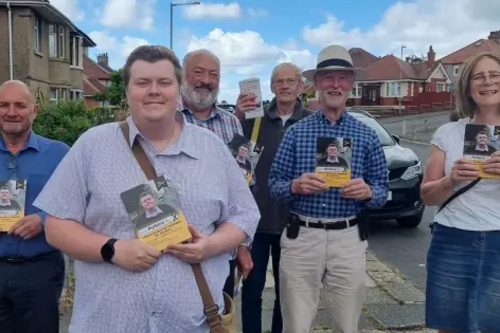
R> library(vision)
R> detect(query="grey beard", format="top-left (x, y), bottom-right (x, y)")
top-left (180, 82), bottom-right (219, 110)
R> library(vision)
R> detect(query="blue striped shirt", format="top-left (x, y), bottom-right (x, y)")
top-left (268, 110), bottom-right (389, 218)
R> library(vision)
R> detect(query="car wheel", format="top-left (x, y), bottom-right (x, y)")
top-left (396, 213), bottom-right (423, 228)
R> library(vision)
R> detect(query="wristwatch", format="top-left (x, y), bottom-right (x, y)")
top-left (101, 238), bottom-right (118, 263)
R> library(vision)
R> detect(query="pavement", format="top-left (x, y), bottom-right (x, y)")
top-left (58, 251), bottom-right (429, 333)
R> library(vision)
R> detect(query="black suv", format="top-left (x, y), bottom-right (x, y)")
top-left (349, 111), bottom-right (425, 228)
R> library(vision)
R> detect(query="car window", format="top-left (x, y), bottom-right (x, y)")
top-left (350, 113), bottom-right (395, 146)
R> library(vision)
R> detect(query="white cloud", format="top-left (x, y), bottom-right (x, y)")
top-left (121, 36), bottom-right (150, 57)
top-left (301, 0), bottom-right (499, 59)
top-left (247, 8), bottom-right (269, 18)
top-left (186, 28), bottom-right (285, 74)
top-left (89, 31), bottom-right (118, 50)
top-left (99, 0), bottom-right (155, 31)
top-left (182, 3), bottom-right (241, 19)
top-left (50, 0), bottom-right (85, 21)
top-left (87, 31), bottom-right (149, 69)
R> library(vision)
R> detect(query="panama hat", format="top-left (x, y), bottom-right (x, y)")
top-left (302, 45), bottom-right (366, 82)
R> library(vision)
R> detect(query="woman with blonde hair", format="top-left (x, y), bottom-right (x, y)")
top-left (421, 51), bottom-right (500, 332)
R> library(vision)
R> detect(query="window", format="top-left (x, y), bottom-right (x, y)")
top-left (389, 82), bottom-right (400, 97)
top-left (58, 26), bottom-right (65, 58)
top-left (33, 17), bottom-right (40, 52)
top-left (59, 89), bottom-right (67, 101)
top-left (453, 66), bottom-right (460, 76)
top-left (49, 24), bottom-right (57, 57)
top-left (70, 90), bottom-right (83, 100)
top-left (50, 88), bottom-right (58, 102)
top-left (70, 37), bottom-right (82, 67)
top-left (437, 82), bottom-right (446, 92)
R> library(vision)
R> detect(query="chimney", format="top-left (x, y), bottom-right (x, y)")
top-left (427, 45), bottom-right (435, 66)
top-left (488, 30), bottom-right (500, 43)
top-left (97, 53), bottom-right (109, 67)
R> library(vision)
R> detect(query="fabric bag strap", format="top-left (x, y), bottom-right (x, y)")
top-left (118, 121), bottom-right (223, 333)
top-left (437, 177), bottom-right (481, 213)
top-left (251, 117), bottom-right (262, 143)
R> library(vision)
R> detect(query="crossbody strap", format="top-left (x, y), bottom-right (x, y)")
top-left (437, 177), bottom-right (481, 213)
top-left (118, 121), bottom-right (223, 333)
top-left (251, 117), bottom-right (262, 143)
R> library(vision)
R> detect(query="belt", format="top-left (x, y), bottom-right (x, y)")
top-left (0, 250), bottom-right (59, 264)
top-left (293, 213), bottom-right (358, 230)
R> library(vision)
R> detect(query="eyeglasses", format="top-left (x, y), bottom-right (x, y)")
top-left (6, 155), bottom-right (17, 180)
top-left (273, 78), bottom-right (299, 86)
top-left (471, 72), bottom-right (500, 86)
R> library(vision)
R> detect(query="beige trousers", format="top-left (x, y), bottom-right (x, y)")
top-left (279, 224), bottom-right (367, 333)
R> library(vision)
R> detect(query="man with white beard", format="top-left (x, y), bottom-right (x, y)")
top-left (179, 49), bottom-right (254, 300)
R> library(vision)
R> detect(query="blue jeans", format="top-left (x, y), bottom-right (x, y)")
top-left (426, 223), bottom-right (500, 333)
top-left (241, 232), bottom-right (283, 333)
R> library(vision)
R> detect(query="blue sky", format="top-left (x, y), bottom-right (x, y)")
top-left (52, 0), bottom-right (498, 102)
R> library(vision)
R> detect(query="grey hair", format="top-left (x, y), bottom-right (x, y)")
top-left (182, 49), bottom-right (221, 72)
top-left (271, 62), bottom-right (303, 83)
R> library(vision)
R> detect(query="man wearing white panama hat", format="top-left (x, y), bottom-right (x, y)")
top-left (269, 45), bottom-right (389, 333)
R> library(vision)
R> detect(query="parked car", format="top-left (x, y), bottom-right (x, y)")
top-left (217, 103), bottom-right (236, 113)
top-left (349, 110), bottom-right (425, 228)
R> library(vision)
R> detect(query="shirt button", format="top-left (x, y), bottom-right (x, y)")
top-left (322, 204), bottom-right (326, 207)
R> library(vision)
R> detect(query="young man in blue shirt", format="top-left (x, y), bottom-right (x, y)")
top-left (0, 80), bottom-right (70, 333)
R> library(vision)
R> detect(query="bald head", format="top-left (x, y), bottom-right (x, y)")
top-left (0, 80), bottom-right (34, 103)
top-left (182, 49), bottom-right (220, 71)
top-left (0, 79), bottom-right (39, 137)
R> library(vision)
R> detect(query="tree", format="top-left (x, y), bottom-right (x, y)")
top-left (32, 100), bottom-right (118, 147)
top-left (93, 69), bottom-right (127, 109)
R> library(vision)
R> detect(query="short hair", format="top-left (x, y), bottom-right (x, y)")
top-left (123, 45), bottom-right (182, 87)
top-left (271, 62), bottom-right (303, 84)
top-left (327, 142), bottom-right (339, 149)
top-left (457, 51), bottom-right (500, 118)
top-left (239, 143), bottom-right (250, 150)
top-left (476, 130), bottom-right (488, 136)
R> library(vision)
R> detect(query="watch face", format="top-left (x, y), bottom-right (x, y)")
top-left (102, 242), bottom-right (114, 261)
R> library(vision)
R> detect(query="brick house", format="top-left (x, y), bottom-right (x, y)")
top-left (350, 46), bottom-right (451, 107)
top-left (0, 0), bottom-right (95, 103)
top-left (439, 31), bottom-right (500, 86)
top-left (83, 53), bottom-right (112, 108)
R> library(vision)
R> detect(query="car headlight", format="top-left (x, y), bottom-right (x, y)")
top-left (400, 161), bottom-right (422, 180)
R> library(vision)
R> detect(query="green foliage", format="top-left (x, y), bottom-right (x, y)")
top-left (92, 69), bottom-right (128, 109)
top-left (32, 100), bottom-right (119, 147)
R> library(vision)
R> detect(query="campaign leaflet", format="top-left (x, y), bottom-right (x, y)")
top-left (239, 77), bottom-right (265, 119)
top-left (120, 175), bottom-right (192, 251)
top-left (315, 137), bottom-right (352, 187)
top-left (463, 124), bottom-right (500, 179)
top-left (0, 180), bottom-right (26, 231)
top-left (228, 133), bottom-right (263, 185)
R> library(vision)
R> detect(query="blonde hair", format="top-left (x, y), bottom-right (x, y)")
top-left (456, 51), bottom-right (500, 118)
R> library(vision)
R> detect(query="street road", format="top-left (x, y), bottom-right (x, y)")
top-left (368, 141), bottom-right (433, 293)
top-left (379, 111), bottom-right (449, 139)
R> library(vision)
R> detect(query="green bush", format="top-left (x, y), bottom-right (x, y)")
top-left (33, 100), bottom-right (119, 147)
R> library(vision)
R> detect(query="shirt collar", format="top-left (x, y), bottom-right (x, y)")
top-left (266, 97), bottom-right (305, 121)
top-left (316, 108), bottom-right (349, 126)
top-left (0, 130), bottom-right (39, 152)
top-left (126, 112), bottom-right (199, 159)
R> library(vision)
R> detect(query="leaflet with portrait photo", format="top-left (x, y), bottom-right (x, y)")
top-left (228, 133), bottom-right (263, 185)
top-left (315, 137), bottom-right (352, 187)
top-left (0, 179), bottom-right (26, 231)
top-left (463, 124), bottom-right (500, 179)
top-left (120, 175), bottom-right (192, 251)
top-left (239, 77), bottom-right (264, 119)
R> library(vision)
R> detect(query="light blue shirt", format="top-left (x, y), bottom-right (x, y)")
top-left (33, 115), bottom-right (260, 333)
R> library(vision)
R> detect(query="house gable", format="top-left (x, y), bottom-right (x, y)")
top-left (427, 62), bottom-right (451, 83)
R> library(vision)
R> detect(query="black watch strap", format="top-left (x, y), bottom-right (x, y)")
top-left (101, 238), bottom-right (118, 263)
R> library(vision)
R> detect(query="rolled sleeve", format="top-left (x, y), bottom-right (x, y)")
top-left (268, 127), bottom-right (296, 204)
top-left (219, 144), bottom-right (260, 243)
top-left (363, 130), bottom-right (389, 209)
top-left (33, 132), bottom-right (91, 223)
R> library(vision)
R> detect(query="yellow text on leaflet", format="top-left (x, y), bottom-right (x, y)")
top-left (315, 168), bottom-right (351, 187)
top-left (137, 212), bottom-right (192, 251)
top-left (471, 159), bottom-right (500, 179)
top-left (0, 211), bottom-right (23, 231)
